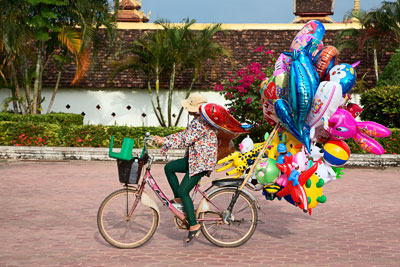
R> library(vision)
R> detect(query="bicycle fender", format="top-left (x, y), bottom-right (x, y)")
top-left (196, 197), bottom-right (210, 218)
top-left (141, 192), bottom-right (160, 224)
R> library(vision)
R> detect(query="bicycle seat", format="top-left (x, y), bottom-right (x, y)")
top-left (212, 178), bottom-right (244, 187)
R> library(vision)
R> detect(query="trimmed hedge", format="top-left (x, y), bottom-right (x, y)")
top-left (376, 49), bottom-right (400, 87)
top-left (0, 112), bottom-right (84, 126)
top-left (360, 86), bottom-right (400, 128)
top-left (0, 121), bottom-right (183, 148)
top-left (0, 113), bottom-right (398, 154)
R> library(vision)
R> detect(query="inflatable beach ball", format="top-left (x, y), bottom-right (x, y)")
top-left (323, 140), bottom-right (350, 166)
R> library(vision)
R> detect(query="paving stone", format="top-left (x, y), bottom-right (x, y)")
top-left (0, 161), bottom-right (399, 266)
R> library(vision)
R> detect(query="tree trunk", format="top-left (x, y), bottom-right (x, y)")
top-left (46, 70), bottom-right (62, 114)
top-left (22, 54), bottom-right (32, 113)
top-left (147, 80), bottom-right (164, 126)
top-left (154, 70), bottom-right (166, 126)
top-left (174, 69), bottom-right (197, 126)
top-left (11, 90), bottom-right (18, 113)
top-left (373, 45), bottom-right (379, 82)
top-left (10, 63), bottom-right (26, 115)
top-left (167, 63), bottom-right (176, 127)
top-left (32, 43), bottom-right (43, 114)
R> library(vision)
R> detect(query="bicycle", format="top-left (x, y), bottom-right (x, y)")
top-left (97, 132), bottom-right (259, 248)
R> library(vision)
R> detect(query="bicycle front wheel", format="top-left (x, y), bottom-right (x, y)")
top-left (199, 188), bottom-right (258, 247)
top-left (97, 188), bottom-right (159, 248)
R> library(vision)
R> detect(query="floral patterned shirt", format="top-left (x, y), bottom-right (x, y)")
top-left (161, 116), bottom-right (218, 176)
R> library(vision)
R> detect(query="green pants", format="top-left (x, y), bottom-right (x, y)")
top-left (164, 157), bottom-right (208, 226)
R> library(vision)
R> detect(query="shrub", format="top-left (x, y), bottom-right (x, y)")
top-left (376, 49), bottom-right (400, 87)
top-left (0, 121), bottom-right (183, 148)
top-left (360, 86), bottom-right (400, 128)
top-left (214, 46), bottom-right (275, 143)
top-left (0, 121), bottom-right (62, 146)
top-left (0, 112), bottom-right (83, 126)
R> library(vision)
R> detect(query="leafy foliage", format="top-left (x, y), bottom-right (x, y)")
top-left (376, 49), bottom-right (400, 87)
top-left (0, 0), bottom-right (117, 114)
top-left (0, 112), bottom-right (83, 126)
top-left (110, 18), bottom-right (230, 127)
top-left (214, 46), bottom-right (275, 143)
top-left (0, 120), bottom-right (183, 148)
top-left (360, 86), bottom-right (400, 128)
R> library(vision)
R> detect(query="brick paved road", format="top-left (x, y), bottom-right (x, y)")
top-left (0, 160), bottom-right (399, 267)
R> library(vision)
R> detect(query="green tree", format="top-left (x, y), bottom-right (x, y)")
top-left (0, 0), bottom-right (117, 114)
top-left (110, 18), bottom-right (230, 127)
top-left (335, 9), bottom-right (383, 82)
top-left (336, 1), bottom-right (400, 84)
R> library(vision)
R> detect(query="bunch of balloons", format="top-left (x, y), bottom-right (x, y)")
top-left (243, 20), bottom-right (392, 214)
top-left (259, 20), bottom-right (391, 155)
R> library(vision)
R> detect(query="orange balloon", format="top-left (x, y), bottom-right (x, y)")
top-left (313, 46), bottom-right (339, 80)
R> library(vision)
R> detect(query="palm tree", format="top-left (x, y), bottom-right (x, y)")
top-left (0, 0), bottom-right (117, 114)
top-left (155, 18), bottom-right (195, 127)
top-left (336, 9), bottom-right (383, 82)
top-left (336, 1), bottom-right (400, 83)
top-left (173, 23), bottom-right (231, 126)
top-left (111, 18), bottom-right (231, 127)
top-left (110, 29), bottom-right (171, 126)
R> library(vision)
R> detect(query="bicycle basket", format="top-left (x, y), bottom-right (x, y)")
top-left (116, 154), bottom-right (148, 184)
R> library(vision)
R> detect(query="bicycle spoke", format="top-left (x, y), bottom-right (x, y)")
top-left (97, 189), bottom-right (159, 248)
top-left (199, 188), bottom-right (257, 247)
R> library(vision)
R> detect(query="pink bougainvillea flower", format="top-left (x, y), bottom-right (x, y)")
top-left (245, 97), bottom-right (252, 104)
top-left (254, 45), bottom-right (263, 53)
top-left (264, 49), bottom-right (274, 56)
top-left (214, 84), bottom-right (224, 91)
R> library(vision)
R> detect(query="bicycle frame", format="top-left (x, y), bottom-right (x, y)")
top-left (130, 166), bottom-right (224, 223)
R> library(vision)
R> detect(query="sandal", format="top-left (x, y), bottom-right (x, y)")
top-left (186, 225), bottom-right (201, 243)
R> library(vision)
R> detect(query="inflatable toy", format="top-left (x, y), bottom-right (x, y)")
top-left (304, 174), bottom-right (326, 211)
top-left (216, 142), bottom-right (266, 178)
top-left (327, 108), bottom-right (391, 154)
top-left (277, 143), bottom-right (292, 164)
top-left (282, 131), bottom-right (303, 156)
top-left (327, 62), bottom-right (359, 94)
top-left (239, 135), bottom-right (254, 154)
top-left (306, 81), bottom-right (344, 130)
top-left (290, 20), bottom-right (325, 53)
top-left (200, 103), bottom-right (250, 134)
top-left (260, 74), bottom-right (288, 101)
top-left (255, 158), bottom-right (280, 184)
top-left (276, 156), bottom-right (320, 213)
top-left (345, 102), bottom-right (363, 118)
top-left (323, 140), bottom-right (350, 167)
top-left (284, 43), bottom-right (316, 134)
top-left (261, 98), bottom-right (280, 126)
top-left (245, 168), bottom-right (264, 191)
top-left (274, 53), bottom-right (291, 76)
top-left (266, 131), bottom-right (281, 160)
top-left (312, 45), bottom-right (338, 80)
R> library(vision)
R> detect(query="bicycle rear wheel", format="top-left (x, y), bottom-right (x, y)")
top-left (97, 188), bottom-right (159, 248)
top-left (199, 188), bottom-right (257, 247)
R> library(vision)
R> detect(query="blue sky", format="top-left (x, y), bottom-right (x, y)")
top-left (138, 0), bottom-right (394, 23)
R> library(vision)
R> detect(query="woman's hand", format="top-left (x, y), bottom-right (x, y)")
top-left (153, 135), bottom-right (166, 146)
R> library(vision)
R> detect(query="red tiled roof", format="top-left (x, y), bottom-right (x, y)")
top-left (117, 9), bottom-right (149, 22)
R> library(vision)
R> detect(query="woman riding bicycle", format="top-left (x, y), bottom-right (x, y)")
top-left (153, 93), bottom-right (218, 243)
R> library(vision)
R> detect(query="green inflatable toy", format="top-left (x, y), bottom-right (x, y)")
top-left (255, 158), bottom-right (280, 184)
